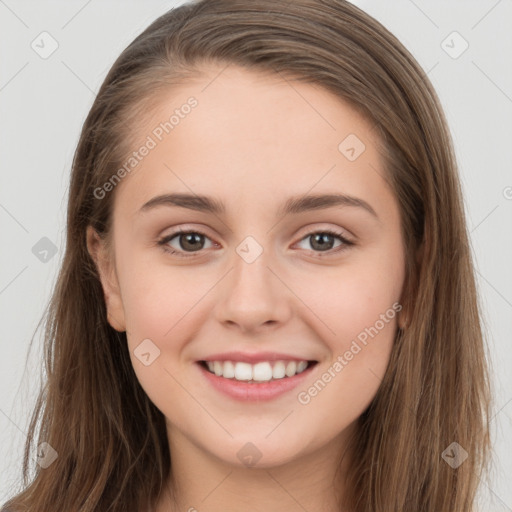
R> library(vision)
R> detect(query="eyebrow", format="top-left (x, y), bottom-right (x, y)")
top-left (139, 192), bottom-right (378, 219)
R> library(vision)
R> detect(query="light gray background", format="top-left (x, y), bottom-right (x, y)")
top-left (1, 0), bottom-right (511, 509)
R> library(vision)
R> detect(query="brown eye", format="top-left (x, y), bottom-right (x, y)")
top-left (295, 229), bottom-right (354, 256)
top-left (308, 233), bottom-right (337, 251)
top-left (158, 230), bottom-right (215, 257)
top-left (176, 232), bottom-right (206, 252)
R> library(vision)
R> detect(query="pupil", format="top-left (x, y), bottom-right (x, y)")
top-left (311, 233), bottom-right (334, 251)
top-left (182, 233), bottom-right (203, 251)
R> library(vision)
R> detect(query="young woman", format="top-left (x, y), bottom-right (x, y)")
top-left (2, 0), bottom-right (492, 511)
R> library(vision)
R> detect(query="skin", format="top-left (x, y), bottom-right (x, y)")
top-left (87, 64), bottom-right (407, 512)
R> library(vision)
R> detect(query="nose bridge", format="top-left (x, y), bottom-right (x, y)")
top-left (231, 235), bottom-right (278, 304)
top-left (233, 239), bottom-right (273, 292)
top-left (214, 234), bottom-right (290, 330)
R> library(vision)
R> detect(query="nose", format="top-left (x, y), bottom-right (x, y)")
top-left (214, 249), bottom-right (292, 333)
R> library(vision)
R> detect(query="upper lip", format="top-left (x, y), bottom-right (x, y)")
top-left (198, 351), bottom-right (316, 364)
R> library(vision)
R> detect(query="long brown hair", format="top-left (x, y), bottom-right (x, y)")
top-left (2, 1), bottom-right (492, 510)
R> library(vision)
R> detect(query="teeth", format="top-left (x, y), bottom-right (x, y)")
top-left (285, 361), bottom-right (297, 377)
top-left (272, 361), bottom-right (286, 379)
top-left (234, 362), bottom-right (252, 381)
top-left (203, 360), bottom-right (311, 382)
top-left (213, 361), bottom-right (222, 376)
top-left (297, 361), bottom-right (308, 373)
top-left (223, 361), bottom-right (235, 378)
top-left (253, 362), bottom-right (273, 381)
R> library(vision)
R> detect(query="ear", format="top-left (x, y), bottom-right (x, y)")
top-left (86, 226), bottom-right (126, 332)
top-left (397, 303), bottom-right (409, 330)
top-left (398, 240), bottom-right (424, 330)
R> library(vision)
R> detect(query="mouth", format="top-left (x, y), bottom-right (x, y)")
top-left (198, 359), bottom-right (318, 383)
top-left (195, 359), bottom-right (319, 401)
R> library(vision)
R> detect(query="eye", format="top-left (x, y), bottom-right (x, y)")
top-left (157, 227), bottom-right (354, 258)
top-left (158, 229), bottom-right (215, 258)
top-left (294, 229), bottom-right (354, 255)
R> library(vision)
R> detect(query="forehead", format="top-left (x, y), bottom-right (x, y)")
top-left (112, 64), bottom-right (392, 217)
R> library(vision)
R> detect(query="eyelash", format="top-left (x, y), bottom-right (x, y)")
top-left (157, 227), bottom-right (354, 259)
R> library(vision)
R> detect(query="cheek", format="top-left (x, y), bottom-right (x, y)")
top-left (117, 262), bottom-right (202, 419)
top-left (296, 284), bottom-right (399, 428)
top-left (295, 245), bottom-right (403, 398)
top-left (295, 254), bottom-right (403, 345)
top-left (121, 275), bottom-right (178, 341)
top-left (115, 240), bottom-right (210, 338)
top-left (117, 255), bottom-right (221, 404)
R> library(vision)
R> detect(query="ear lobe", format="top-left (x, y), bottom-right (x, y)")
top-left (397, 306), bottom-right (408, 330)
top-left (86, 226), bottom-right (126, 332)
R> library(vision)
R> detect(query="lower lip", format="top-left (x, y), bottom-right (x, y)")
top-left (196, 362), bottom-right (317, 401)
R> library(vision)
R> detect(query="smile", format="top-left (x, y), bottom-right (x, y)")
top-left (201, 359), bottom-right (312, 382)
top-left (196, 360), bottom-right (318, 401)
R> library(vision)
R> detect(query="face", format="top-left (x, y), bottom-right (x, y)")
top-left (87, 65), bottom-right (406, 471)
